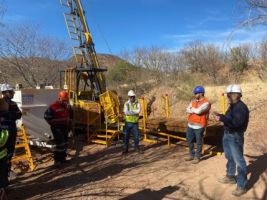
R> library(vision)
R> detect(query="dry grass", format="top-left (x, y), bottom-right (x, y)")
top-left (140, 72), bottom-right (267, 120)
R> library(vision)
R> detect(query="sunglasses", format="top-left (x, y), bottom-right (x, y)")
top-left (227, 93), bottom-right (238, 96)
top-left (6, 90), bottom-right (14, 94)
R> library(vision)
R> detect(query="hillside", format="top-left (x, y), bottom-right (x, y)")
top-left (69, 53), bottom-right (126, 68)
top-left (7, 71), bottom-right (267, 200)
top-left (97, 53), bottom-right (125, 68)
top-left (0, 54), bottom-right (127, 87)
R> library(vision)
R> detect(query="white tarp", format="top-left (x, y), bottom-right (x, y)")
top-left (13, 88), bottom-right (61, 143)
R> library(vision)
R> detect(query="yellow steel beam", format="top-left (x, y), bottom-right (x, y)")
top-left (74, 0), bottom-right (106, 94)
top-left (221, 93), bottom-right (226, 114)
top-left (140, 97), bottom-right (148, 140)
top-left (165, 94), bottom-right (170, 118)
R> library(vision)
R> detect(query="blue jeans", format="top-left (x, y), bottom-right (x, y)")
top-left (223, 130), bottom-right (247, 188)
top-left (124, 122), bottom-right (139, 150)
top-left (186, 127), bottom-right (204, 159)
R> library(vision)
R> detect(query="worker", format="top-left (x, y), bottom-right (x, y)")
top-left (0, 99), bottom-right (11, 200)
top-left (213, 84), bottom-right (249, 197)
top-left (44, 91), bottom-right (72, 167)
top-left (122, 90), bottom-right (143, 154)
top-left (185, 86), bottom-right (210, 164)
top-left (0, 83), bottom-right (22, 175)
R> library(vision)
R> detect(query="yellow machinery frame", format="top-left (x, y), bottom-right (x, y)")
top-left (221, 93), bottom-right (226, 114)
top-left (73, 100), bottom-right (101, 128)
top-left (72, 99), bottom-right (121, 146)
top-left (140, 94), bottom-right (225, 156)
top-left (99, 91), bottom-right (120, 124)
top-left (159, 94), bottom-right (170, 118)
top-left (60, 0), bottom-right (122, 146)
top-left (12, 125), bottom-right (35, 171)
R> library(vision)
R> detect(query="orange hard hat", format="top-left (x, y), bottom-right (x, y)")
top-left (58, 91), bottom-right (69, 101)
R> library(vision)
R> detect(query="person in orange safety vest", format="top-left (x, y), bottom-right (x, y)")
top-left (185, 86), bottom-right (210, 164)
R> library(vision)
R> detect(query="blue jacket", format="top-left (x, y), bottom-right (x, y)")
top-left (219, 100), bottom-right (249, 133)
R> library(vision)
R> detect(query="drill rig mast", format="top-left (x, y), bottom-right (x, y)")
top-left (60, 0), bottom-right (106, 100)
top-left (60, 0), bottom-right (121, 145)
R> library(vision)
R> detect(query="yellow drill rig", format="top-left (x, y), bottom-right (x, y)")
top-left (59, 0), bottom-right (121, 146)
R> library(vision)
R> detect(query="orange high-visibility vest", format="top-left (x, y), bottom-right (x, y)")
top-left (188, 97), bottom-right (210, 127)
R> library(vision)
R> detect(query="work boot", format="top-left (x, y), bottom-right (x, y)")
top-left (192, 158), bottom-right (200, 164)
top-left (61, 159), bottom-right (71, 165)
top-left (184, 157), bottom-right (194, 161)
top-left (122, 149), bottom-right (128, 155)
top-left (54, 161), bottom-right (62, 168)
top-left (232, 186), bottom-right (247, 197)
top-left (135, 147), bottom-right (144, 154)
top-left (218, 175), bottom-right (236, 184)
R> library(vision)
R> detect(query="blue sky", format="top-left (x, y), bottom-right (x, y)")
top-left (3, 0), bottom-right (267, 55)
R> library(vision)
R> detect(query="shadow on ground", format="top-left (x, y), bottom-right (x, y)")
top-left (7, 141), bottom-right (185, 200)
top-left (246, 153), bottom-right (267, 200)
top-left (119, 186), bottom-right (179, 200)
top-left (197, 153), bottom-right (267, 200)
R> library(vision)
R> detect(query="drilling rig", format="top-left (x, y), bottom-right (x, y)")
top-left (59, 0), bottom-right (121, 146)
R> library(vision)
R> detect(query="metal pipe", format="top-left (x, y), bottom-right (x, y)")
top-left (221, 93), bottom-right (226, 114)
top-left (140, 97), bottom-right (147, 140)
top-left (165, 94), bottom-right (170, 118)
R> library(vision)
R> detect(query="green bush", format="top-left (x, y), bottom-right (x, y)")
top-left (107, 61), bottom-right (136, 84)
top-left (229, 46), bottom-right (249, 75)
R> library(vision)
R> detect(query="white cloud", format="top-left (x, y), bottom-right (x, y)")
top-left (165, 27), bottom-right (267, 50)
top-left (185, 16), bottom-right (230, 29)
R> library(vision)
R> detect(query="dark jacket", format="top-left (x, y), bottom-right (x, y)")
top-left (0, 112), bottom-right (10, 188)
top-left (4, 98), bottom-right (22, 127)
top-left (0, 111), bottom-right (11, 151)
top-left (3, 98), bottom-right (22, 157)
top-left (219, 100), bottom-right (249, 133)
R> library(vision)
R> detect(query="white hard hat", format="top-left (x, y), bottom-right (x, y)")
top-left (128, 90), bottom-right (136, 97)
top-left (226, 84), bottom-right (242, 94)
top-left (0, 83), bottom-right (14, 92)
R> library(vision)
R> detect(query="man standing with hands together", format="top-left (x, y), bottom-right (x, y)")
top-left (213, 84), bottom-right (249, 197)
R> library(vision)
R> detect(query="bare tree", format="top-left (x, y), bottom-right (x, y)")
top-left (237, 1), bottom-right (267, 80)
top-left (180, 41), bottom-right (206, 73)
top-left (241, 0), bottom-right (267, 26)
top-left (124, 47), bottom-right (173, 83)
top-left (254, 40), bottom-right (267, 80)
top-left (259, 40), bottom-right (267, 65)
top-left (180, 41), bottom-right (224, 83)
top-left (0, 24), bottom-right (71, 87)
top-left (0, 1), bottom-right (6, 26)
top-left (121, 43), bottom-right (227, 84)
top-left (204, 44), bottom-right (224, 83)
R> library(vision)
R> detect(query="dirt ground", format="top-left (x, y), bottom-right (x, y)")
top-left (7, 81), bottom-right (267, 200)
top-left (7, 137), bottom-right (267, 200)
